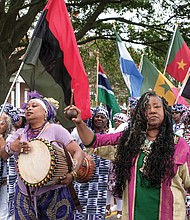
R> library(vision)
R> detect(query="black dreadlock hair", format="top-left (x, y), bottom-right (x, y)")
top-left (113, 91), bottom-right (175, 197)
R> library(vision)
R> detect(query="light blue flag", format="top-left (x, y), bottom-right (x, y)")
top-left (115, 32), bottom-right (144, 97)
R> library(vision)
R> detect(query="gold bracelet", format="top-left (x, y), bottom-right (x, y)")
top-left (70, 170), bottom-right (78, 181)
top-left (72, 159), bottom-right (78, 169)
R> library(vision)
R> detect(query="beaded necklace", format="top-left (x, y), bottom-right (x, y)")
top-left (139, 139), bottom-right (154, 174)
top-left (27, 122), bottom-right (49, 140)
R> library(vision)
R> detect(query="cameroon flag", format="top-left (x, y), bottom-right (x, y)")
top-left (140, 55), bottom-right (175, 106)
top-left (20, 0), bottom-right (91, 128)
top-left (166, 26), bottom-right (190, 82)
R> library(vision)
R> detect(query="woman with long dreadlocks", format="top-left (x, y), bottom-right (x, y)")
top-left (66, 90), bottom-right (190, 220)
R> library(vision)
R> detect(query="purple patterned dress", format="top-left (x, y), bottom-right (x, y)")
top-left (9, 123), bottom-right (75, 220)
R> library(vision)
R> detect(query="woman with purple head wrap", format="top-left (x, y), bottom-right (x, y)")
top-left (0, 91), bottom-right (84, 220)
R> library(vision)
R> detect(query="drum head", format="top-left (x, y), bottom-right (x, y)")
top-left (18, 140), bottom-right (51, 184)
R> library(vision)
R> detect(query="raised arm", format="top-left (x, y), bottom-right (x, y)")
top-left (65, 105), bottom-right (122, 148)
top-left (65, 105), bottom-right (95, 146)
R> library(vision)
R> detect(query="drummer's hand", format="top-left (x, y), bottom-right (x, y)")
top-left (19, 141), bottom-right (30, 154)
top-left (59, 173), bottom-right (74, 186)
top-left (64, 105), bottom-right (83, 124)
top-left (10, 135), bottom-right (30, 154)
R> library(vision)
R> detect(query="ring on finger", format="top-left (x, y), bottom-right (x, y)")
top-left (20, 148), bottom-right (24, 153)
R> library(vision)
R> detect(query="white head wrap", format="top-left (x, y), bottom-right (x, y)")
top-left (32, 99), bottom-right (48, 113)
top-left (113, 113), bottom-right (129, 123)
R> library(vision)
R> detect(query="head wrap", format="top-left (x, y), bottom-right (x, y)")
top-left (181, 107), bottom-right (190, 125)
top-left (171, 103), bottom-right (185, 113)
top-left (32, 99), bottom-right (48, 113)
top-left (17, 108), bottom-right (25, 117)
top-left (22, 91), bottom-right (59, 122)
top-left (92, 106), bottom-right (109, 119)
top-left (0, 103), bottom-right (20, 123)
top-left (128, 97), bottom-right (139, 109)
top-left (113, 113), bottom-right (129, 123)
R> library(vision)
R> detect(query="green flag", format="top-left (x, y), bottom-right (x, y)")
top-left (140, 55), bottom-right (175, 106)
top-left (98, 64), bottom-right (120, 119)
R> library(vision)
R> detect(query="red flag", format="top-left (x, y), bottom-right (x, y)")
top-left (21, 0), bottom-right (91, 127)
top-left (44, 0), bottom-right (91, 120)
top-left (166, 27), bottom-right (190, 82)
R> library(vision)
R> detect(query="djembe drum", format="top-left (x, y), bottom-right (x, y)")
top-left (76, 152), bottom-right (95, 183)
top-left (17, 138), bottom-right (70, 187)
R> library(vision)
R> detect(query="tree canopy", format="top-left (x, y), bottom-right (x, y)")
top-left (0, 0), bottom-right (189, 104)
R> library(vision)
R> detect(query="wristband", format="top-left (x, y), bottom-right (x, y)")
top-left (84, 133), bottom-right (97, 148)
top-left (4, 142), bottom-right (14, 155)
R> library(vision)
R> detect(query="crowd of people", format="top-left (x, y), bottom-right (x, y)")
top-left (0, 89), bottom-right (190, 220)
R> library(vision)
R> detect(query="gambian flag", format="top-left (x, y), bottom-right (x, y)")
top-left (98, 64), bottom-right (120, 119)
top-left (115, 31), bottom-right (143, 97)
top-left (165, 26), bottom-right (190, 82)
top-left (20, 0), bottom-right (91, 128)
top-left (140, 55), bottom-right (189, 106)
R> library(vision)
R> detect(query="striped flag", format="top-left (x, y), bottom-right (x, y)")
top-left (115, 31), bottom-right (143, 97)
top-left (98, 64), bottom-right (120, 119)
top-left (20, 0), bottom-right (91, 128)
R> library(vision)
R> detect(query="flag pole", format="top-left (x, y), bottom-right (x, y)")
top-left (175, 67), bottom-right (190, 103)
top-left (138, 54), bottom-right (144, 72)
top-left (163, 24), bottom-right (178, 75)
top-left (0, 61), bottom-right (24, 117)
top-left (96, 51), bottom-right (99, 107)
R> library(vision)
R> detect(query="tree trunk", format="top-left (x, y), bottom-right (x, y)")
top-left (0, 49), bottom-right (12, 104)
